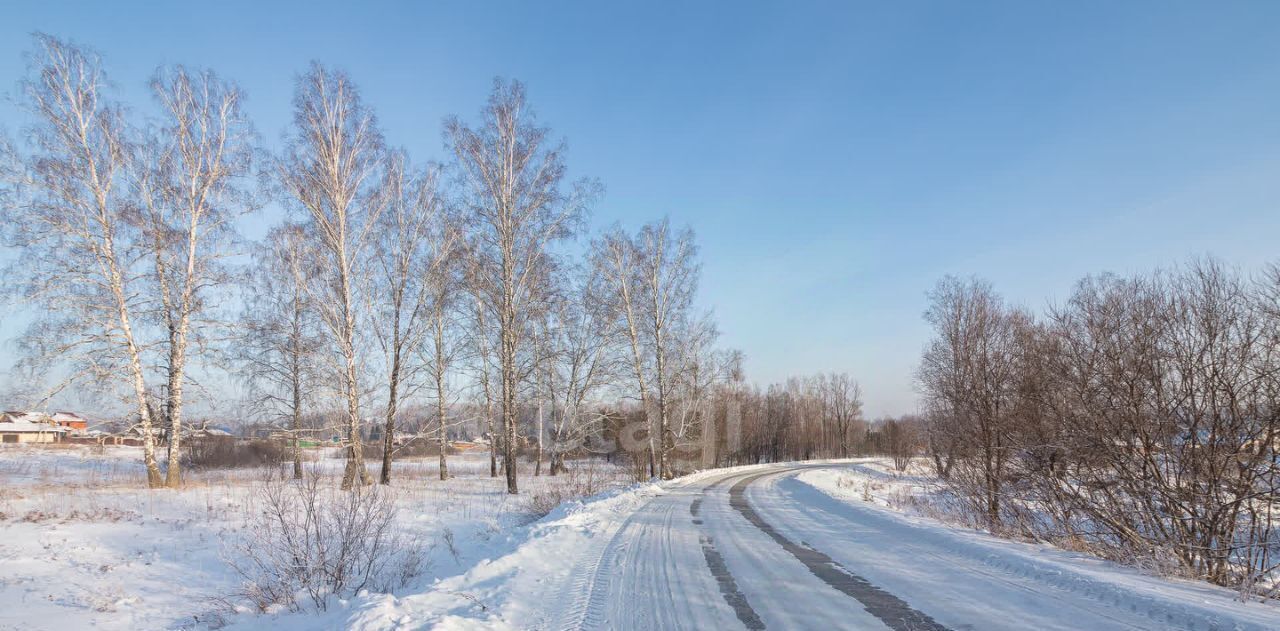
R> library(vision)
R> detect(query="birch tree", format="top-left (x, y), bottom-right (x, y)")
top-left (421, 223), bottom-right (464, 481)
top-left (279, 64), bottom-right (386, 490)
top-left (591, 227), bottom-right (656, 476)
top-left (135, 66), bottom-right (257, 487)
top-left (369, 153), bottom-right (448, 484)
top-left (667, 313), bottom-right (722, 466)
top-left (533, 266), bottom-right (619, 475)
top-left (592, 219), bottom-right (701, 478)
top-left (447, 79), bottom-right (596, 494)
top-left (237, 223), bottom-right (322, 479)
top-left (636, 219), bottom-right (699, 479)
top-left (3, 35), bottom-right (164, 487)
top-left (466, 277), bottom-right (499, 478)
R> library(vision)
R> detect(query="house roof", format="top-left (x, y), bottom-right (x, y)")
top-left (4, 411), bottom-right (96, 424)
top-left (0, 421), bottom-right (68, 433)
top-left (0, 410), bottom-right (94, 432)
top-left (189, 427), bottom-right (234, 437)
top-left (50, 412), bottom-right (90, 423)
top-left (2, 411), bottom-right (47, 424)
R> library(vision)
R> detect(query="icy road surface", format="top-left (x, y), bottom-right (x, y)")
top-left (546, 464), bottom-right (1280, 631)
top-left (345, 462), bottom-right (1280, 630)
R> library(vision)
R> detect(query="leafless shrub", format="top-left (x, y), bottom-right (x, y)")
top-left (10, 506), bottom-right (138, 523)
top-left (441, 527), bottom-right (461, 565)
top-left (226, 470), bottom-right (427, 612)
top-left (523, 460), bottom-right (614, 518)
top-left (1237, 566), bottom-right (1280, 604)
top-left (358, 439), bottom-right (458, 460)
top-left (184, 439), bottom-right (287, 470)
top-left (918, 260), bottom-right (1280, 588)
top-left (869, 417), bottom-right (920, 473)
top-left (524, 490), bottom-right (564, 519)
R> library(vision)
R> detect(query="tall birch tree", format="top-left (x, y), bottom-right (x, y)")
top-left (591, 228), bottom-right (656, 476)
top-left (369, 153), bottom-right (448, 484)
top-left (421, 227), bottom-right (464, 481)
top-left (533, 266), bottom-right (619, 475)
top-left (136, 66), bottom-right (257, 487)
top-left (3, 35), bottom-right (164, 487)
top-left (637, 219), bottom-right (700, 479)
top-left (447, 79), bottom-right (596, 494)
top-left (279, 64), bottom-right (386, 490)
top-left (594, 219), bottom-right (700, 479)
top-left (466, 277), bottom-right (500, 478)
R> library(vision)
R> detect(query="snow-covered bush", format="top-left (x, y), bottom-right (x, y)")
top-left (226, 471), bottom-right (426, 612)
top-left (523, 459), bottom-right (615, 518)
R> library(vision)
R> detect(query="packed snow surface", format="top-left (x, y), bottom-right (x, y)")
top-left (3, 447), bottom-right (1279, 630)
top-left (346, 462), bottom-right (1280, 630)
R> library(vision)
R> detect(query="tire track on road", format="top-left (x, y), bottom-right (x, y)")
top-left (729, 470), bottom-right (951, 631)
top-left (560, 470), bottom-right (751, 631)
top-left (769, 470), bottom-right (1271, 631)
top-left (691, 493), bottom-right (765, 630)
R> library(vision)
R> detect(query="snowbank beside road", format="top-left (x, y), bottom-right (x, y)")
top-left (342, 480), bottom-right (669, 630)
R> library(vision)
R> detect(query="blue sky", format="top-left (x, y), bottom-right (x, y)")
top-left (2, 1), bottom-right (1279, 417)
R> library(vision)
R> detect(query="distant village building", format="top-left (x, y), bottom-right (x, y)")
top-left (186, 426), bottom-right (235, 440)
top-left (0, 412), bottom-right (70, 444)
top-left (48, 412), bottom-right (91, 434)
top-left (0, 410), bottom-right (110, 443)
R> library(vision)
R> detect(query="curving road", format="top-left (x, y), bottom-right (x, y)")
top-left (551, 464), bottom-right (1280, 631)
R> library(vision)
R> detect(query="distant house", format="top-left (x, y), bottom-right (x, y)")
top-left (246, 424), bottom-right (282, 440)
top-left (1, 410), bottom-right (97, 437)
top-left (0, 413), bottom-right (69, 444)
top-left (186, 426), bottom-right (235, 440)
top-left (49, 412), bottom-right (91, 434)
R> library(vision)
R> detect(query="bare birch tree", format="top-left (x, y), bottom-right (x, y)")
top-left (237, 223), bottom-right (322, 479)
top-left (592, 220), bottom-right (702, 478)
top-left (447, 79), bottom-right (596, 494)
top-left (3, 35), bottom-right (164, 487)
top-left (466, 283), bottom-right (499, 477)
top-left (135, 65), bottom-right (257, 487)
top-left (422, 234), bottom-right (464, 481)
top-left (533, 266), bottom-right (619, 475)
top-left (636, 219), bottom-right (700, 479)
top-left (279, 64), bottom-right (386, 490)
top-left (369, 153), bottom-right (449, 484)
top-left (667, 313), bottom-right (723, 469)
top-left (592, 227), bottom-right (656, 476)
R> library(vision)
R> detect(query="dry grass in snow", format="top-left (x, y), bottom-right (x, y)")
top-left (0, 444), bottom-right (632, 630)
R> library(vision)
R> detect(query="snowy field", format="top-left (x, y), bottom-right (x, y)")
top-left (0, 444), bottom-right (632, 630)
top-left (4, 449), bottom-right (1279, 630)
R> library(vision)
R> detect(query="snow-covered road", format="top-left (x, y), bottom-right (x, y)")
top-left (549, 464), bottom-right (1280, 631)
